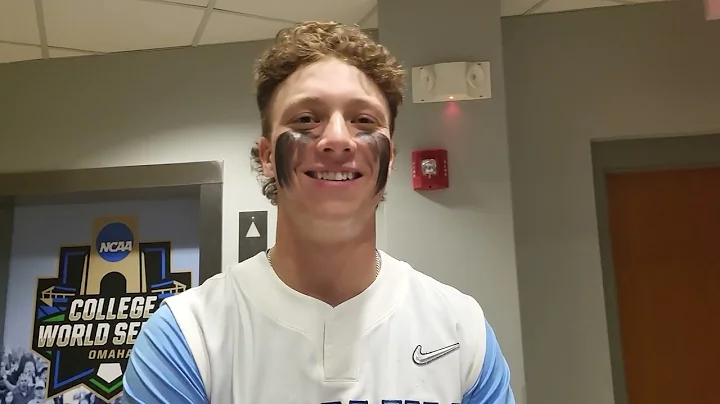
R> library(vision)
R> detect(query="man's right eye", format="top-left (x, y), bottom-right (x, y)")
top-left (294, 114), bottom-right (316, 124)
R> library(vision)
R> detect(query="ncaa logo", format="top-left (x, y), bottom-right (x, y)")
top-left (95, 222), bottom-right (134, 262)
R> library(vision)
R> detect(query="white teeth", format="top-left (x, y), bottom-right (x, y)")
top-left (312, 171), bottom-right (358, 181)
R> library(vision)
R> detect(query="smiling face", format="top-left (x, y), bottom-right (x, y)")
top-left (258, 57), bottom-right (393, 222)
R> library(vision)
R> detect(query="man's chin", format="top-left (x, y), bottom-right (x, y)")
top-left (278, 191), bottom-right (380, 222)
top-left (307, 200), bottom-right (375, 221)
top-left (314, 203), bottom-right (363, 219)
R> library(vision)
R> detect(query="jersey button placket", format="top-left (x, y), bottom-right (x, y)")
top-left (322, 313), bottom-right (360, 382)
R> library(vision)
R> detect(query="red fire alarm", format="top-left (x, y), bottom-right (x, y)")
top-left (412, 148), bottom-right (449, 191)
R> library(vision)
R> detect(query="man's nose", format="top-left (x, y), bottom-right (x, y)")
top-left (317, 113), bottom-right (356, 156)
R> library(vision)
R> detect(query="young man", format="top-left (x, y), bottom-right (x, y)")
top-left (123, 21), bottom-right (515, 404)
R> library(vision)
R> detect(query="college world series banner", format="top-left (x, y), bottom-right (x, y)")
top-left (32, 216), bottom-right (192, 401)
top-left (4, 200), bottom-right (199, 404)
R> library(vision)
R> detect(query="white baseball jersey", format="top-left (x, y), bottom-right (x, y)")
top-left (123, 251), bottom-right (515, 404)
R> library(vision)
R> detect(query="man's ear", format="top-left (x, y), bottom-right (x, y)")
top-left (390, 145), bottom-right (397, 171)
top-left (258, 137), bottom-right (275, 178)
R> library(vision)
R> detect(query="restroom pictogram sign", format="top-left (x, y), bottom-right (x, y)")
top-left (238, 211), bottom-right (268, 262)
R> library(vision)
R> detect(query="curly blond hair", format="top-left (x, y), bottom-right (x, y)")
top-left (250, 21), bottom-right (405, 205)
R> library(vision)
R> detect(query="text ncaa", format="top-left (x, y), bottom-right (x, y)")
top-left (96, 222), bottom-right (134, 262)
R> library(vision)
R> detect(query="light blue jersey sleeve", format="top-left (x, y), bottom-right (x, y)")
top-left (462, 320), bottom-right (515, 404)
top-left (123, 304), bottom-right (208, 404)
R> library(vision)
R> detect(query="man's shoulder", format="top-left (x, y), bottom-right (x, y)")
top-left (394, 256), bottom-right (486, 322)
top-left (387, 256), bottom-right (508, 400)
top-left (384, 253), bottom-right (489, 378)
top-left (162, 252), bottom-right (265, 310)
top-left (139, 254), bottom-right (269, 395)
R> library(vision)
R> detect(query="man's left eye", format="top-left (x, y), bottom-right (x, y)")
top-left (354, 116), bottom-right (376, 124)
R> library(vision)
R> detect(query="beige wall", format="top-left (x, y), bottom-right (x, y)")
top-left (503, 2), bottom-right (720, 404)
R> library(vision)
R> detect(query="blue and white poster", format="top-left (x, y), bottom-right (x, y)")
top-left (2, 199), bottom-right (200, 403)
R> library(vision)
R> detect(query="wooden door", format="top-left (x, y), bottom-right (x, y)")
top-left (605, 166), bottom-right (720, 404)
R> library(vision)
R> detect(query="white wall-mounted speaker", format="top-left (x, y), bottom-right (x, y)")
top-left (411, 61), bottom-right (492, 104)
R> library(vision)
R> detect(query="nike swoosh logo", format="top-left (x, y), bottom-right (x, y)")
top-left (412, 343), bottom-right (460, 365)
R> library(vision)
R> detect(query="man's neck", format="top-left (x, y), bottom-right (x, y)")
top-left (271, 212), bottom-right (379, 307)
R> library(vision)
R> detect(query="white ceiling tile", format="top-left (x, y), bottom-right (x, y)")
top-left (49, 48), bottom-right (98, 59)
top-left (164, 0), bottom-right (209, 6)
top-left (531, 0), bottom-right (623, 14)
top-left (0, 42), bottom-right (41, 63)
top-left (43, 0), bottom-right (205, 53)
top-left (359, 8), bottom-right (377, 29)
top-left (199, 10), bottom-right (294, 45)
top-left (502, 0), bottom-right (544, 16)
top-left (0, 0), bottom-right (40, 44)
top-left (215, 0), bottom-right (376, 24)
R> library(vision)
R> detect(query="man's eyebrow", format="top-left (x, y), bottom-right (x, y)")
top-left (347, 97), bottom-right (387, 116)
top-left (283, 96), bottom-right (324, 110)
top-left (284, 96), bottom-right (385, 111)
top-left (281, 96), bottom-right (389, 122)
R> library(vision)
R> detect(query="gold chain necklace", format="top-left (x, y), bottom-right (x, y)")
top-left (266, 249), bottom-right (381, 279)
